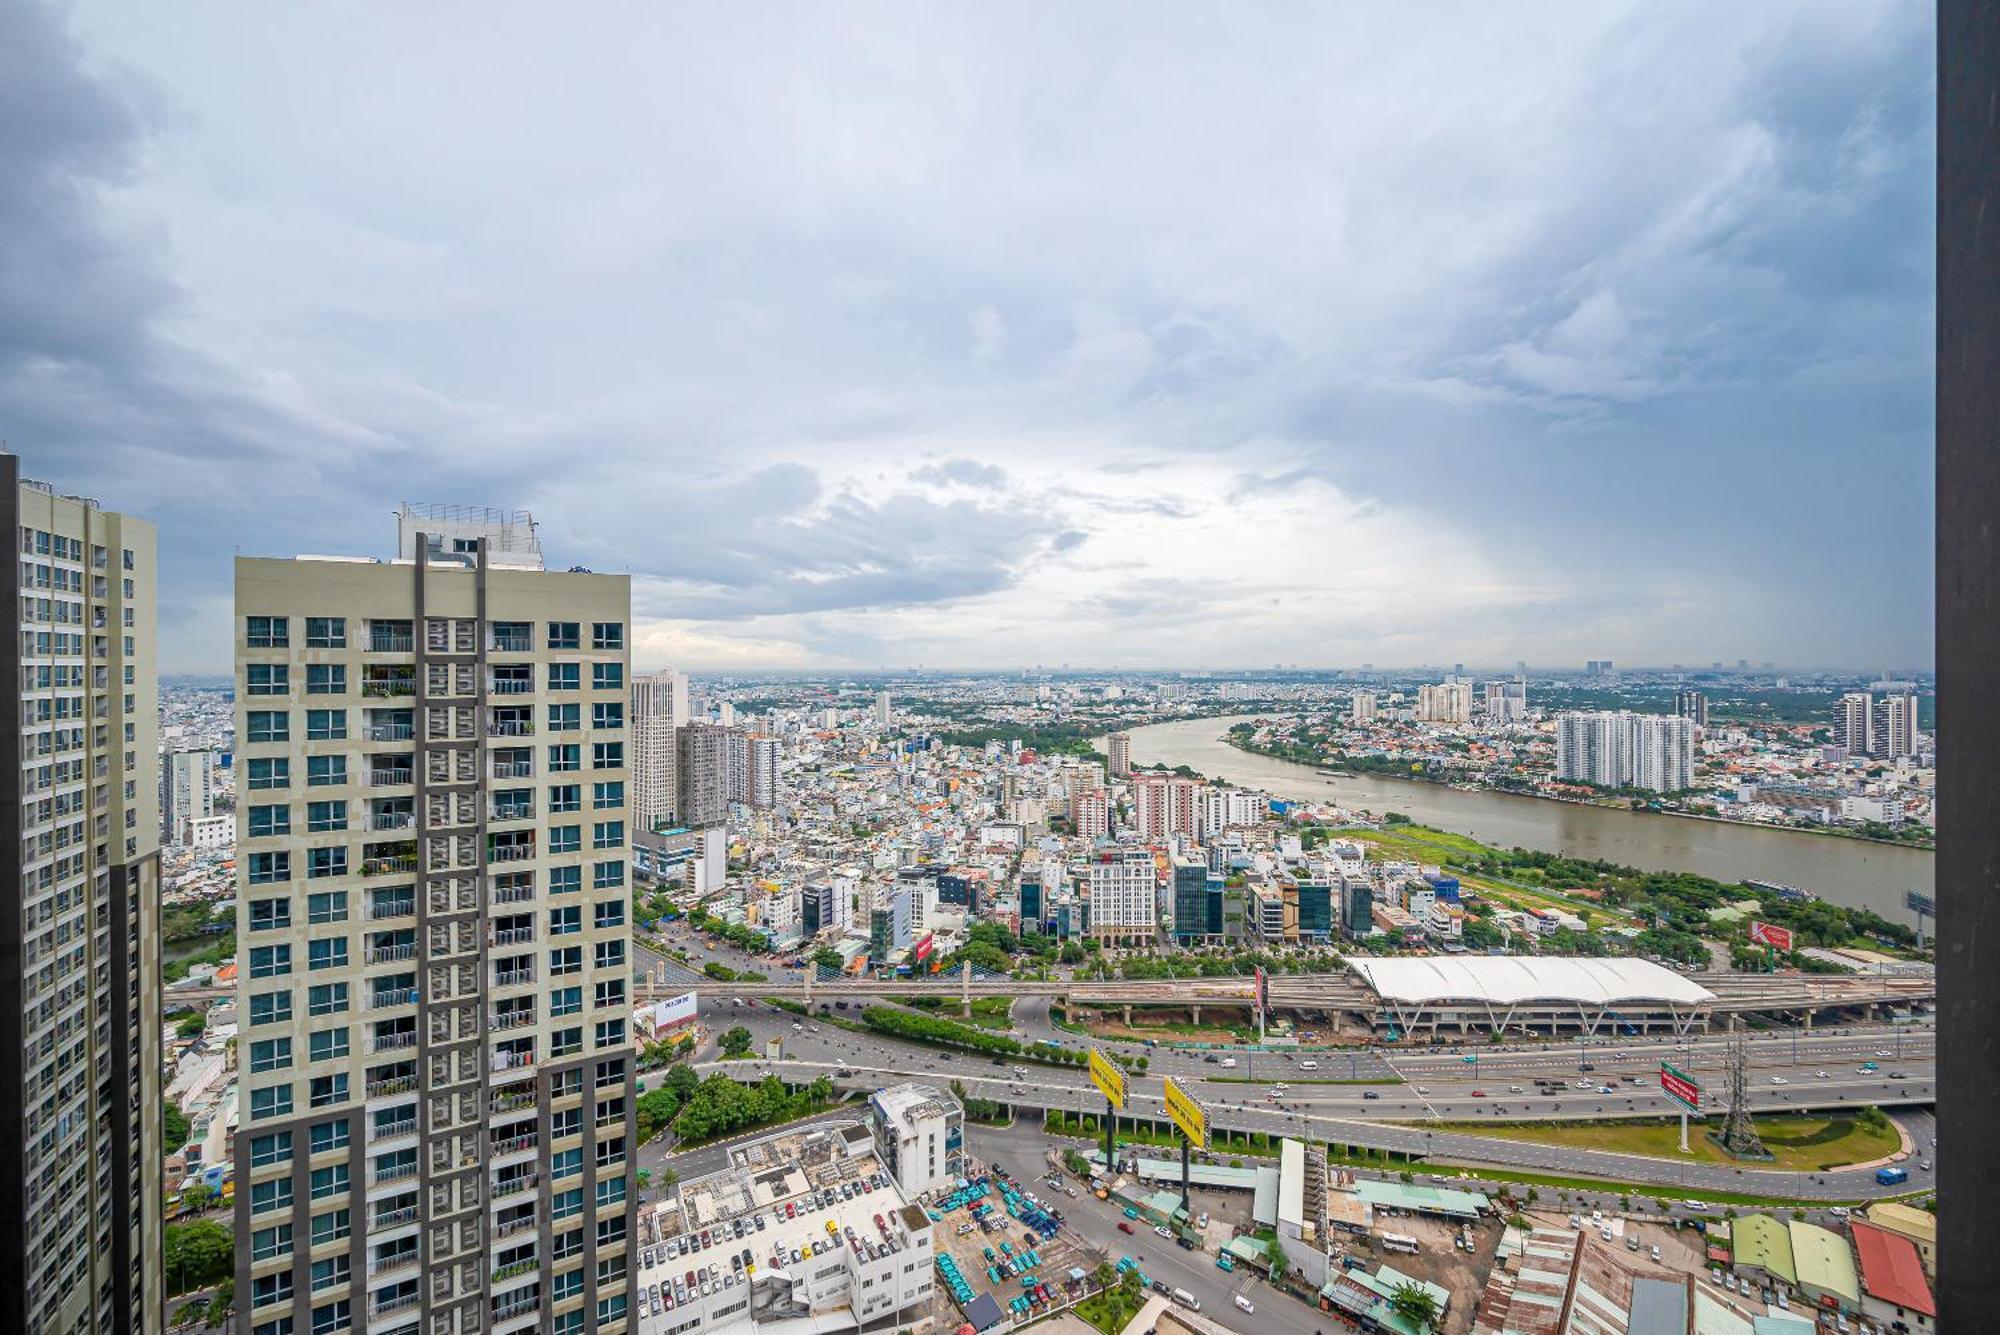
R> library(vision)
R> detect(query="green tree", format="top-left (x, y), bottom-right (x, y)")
top-left (182, 1181), bottom-right (215, 1213)
top-left (163, 1099), bottom-right (190, 1153)
top-left (204, 1278), bottom-right (233, 1326)
top-left (1387, 1282), bottom-right (1440, 1334)
top-left (719, 1026), bottom-right (755, 1058)
top-left (164, 1220), bottom-right (234, 1294)
top-left (173, 1010), bottom-right (207, 1040)
top-left (811, 946), bottom-right (844, 971)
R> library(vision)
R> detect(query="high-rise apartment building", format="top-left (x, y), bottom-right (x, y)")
top-left (1130, 773), bottom-right (1200, 838)
top-left (1348, 691), bottom-right (1378, 724)
top-left (233, 506), bottom-right (637, 1335)
top-left (873, 690), bottom-right (892, 729)
top-left (1416, 681), bottom-right (1471, 723)
top-left (1873, 694), bottom-right (1919, 760)
top-left (1556, 711), bottom-right (1695, 793)
top-left (1105, 731), bottom-right (1132, 777)
top-left (2, 456), bottom-right (163, 1335)
top-left (675, 722), bottom-right (737, 827)
top-left (1482, 680), bottom-right (1527, 722)
top-left (745, 734), bottom-right (779, 809)
top-left (1674, 690), bottom-right (1709, 728)
top-left (1070, 788), bottom-right (1110, 840)
top-left (1836, 692), bottom-right (1874, 755)
top-left (162, 746), bottom-right (218, 845)
top-left (630, 669), bottom-right (689, 833)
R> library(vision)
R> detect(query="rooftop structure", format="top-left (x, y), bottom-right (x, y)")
top-left (1345, 956), bottom-right (1715, 1038)
top-left (1850, 1220), bottom-right (1935, 1326)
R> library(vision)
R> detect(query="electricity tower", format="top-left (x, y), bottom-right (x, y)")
top-left (1710, 1017), bottom-right (1769, 1160)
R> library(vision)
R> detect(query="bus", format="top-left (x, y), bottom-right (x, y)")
top-left (1379, 1233), bottom-right (1421, 1255)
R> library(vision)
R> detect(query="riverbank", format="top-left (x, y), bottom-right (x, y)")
top-left (1246, 738), bottom-right (1934, 852)
top-left (1123, 715), bottom-right (1933, 919)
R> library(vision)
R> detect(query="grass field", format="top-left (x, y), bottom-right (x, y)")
top-left (1426, 1113), bottom-right (1901, 1173)
top-left (1334, 823), bottom-right (1622, 924)
top-left (903, 996), bottom-right (1016, 1030)
top-left (1076, 1287), bottom-right (1146, 1335)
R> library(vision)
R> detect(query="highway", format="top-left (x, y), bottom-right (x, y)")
top-left (691, 1000), bottom-right (1935, 1201)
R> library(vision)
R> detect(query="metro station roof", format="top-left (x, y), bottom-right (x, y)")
top-left (1347, 957), bottom-right (1717, 1007)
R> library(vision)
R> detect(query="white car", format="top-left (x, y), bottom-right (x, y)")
top-left (1233, 1296), bottom-right (1256, 1314)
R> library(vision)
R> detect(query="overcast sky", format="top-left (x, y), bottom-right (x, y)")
top-left (7, 1), bottom-right (1932, 674)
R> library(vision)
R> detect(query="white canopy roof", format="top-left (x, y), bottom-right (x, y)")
top-left (1348, 956), bottom-right (1717, 1007)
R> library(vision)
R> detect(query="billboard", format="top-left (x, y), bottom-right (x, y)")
top-left (913, 932), bottom-right (935, 965)
top-left (1255, 965), bottom-right (1269, 1015)
top-left (1087, 1049), bottom-right (1128, 1110)
top-left (645, 992), bottom-right (698, 1032)
top-left (1747, 920), bottom-right (1794, 952)
top-left (1162, 1076), bottom-right (1209, 1151)
top-left (1660, 1062), bottom-right (1702, 1113)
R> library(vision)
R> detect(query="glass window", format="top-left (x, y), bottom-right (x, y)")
top-left (249, 1038), bottom-right (292, 1073)
top-left (308, 982), bottom-right (349, 1016)
top-left (249, 1131), bottom-right (293, 1167)
top-left (246, 615), bottom-right (289, 648)
top-left (549, 946), bottom-right (582, 976)
top-left (591, 662), bottom-right (623, 691)
top-left (308, 938), bottom-right (349, 971)
top-left (547, 743), bottom-right (580, 773)
top-left (594, 939), bottom-right (625, 971)
top-left (250, 1084), bottom-right (294, 1121)
top-left (306, 709), bottom-right (347, 741)
top-left (548, 702), bottom-right (580, 733)
top-left (308, 1073), bottom-right (350, 1110)
top-left (247, 805), bottom-right (291, 838)
top-left (249, 990), bottom-right (293, 1026)
top-left (306, 799), bottom-right (347, 833)
top-left (551, 1187), bottom-right (583, 1220)
top-left (306, 847), bottom-right (348, 879)
top-left (547, 662), bottom-right (579, 691)
top-left (549, 783), bottom-right (581, 814)
top-left (304, 617), bottom-right (346, 649)
top-left (307, 890), bottom-right (347, 923)
top-left (249, 944), bottom-right (292, 978)
top-left (549, 825), bottom-right (580, 854)
top-left (591, 741), bottom-right (623, 769)
top-left (547, 621), bottom-right (580, 650)
top-left (305, 664), bottom-right (346, 696)
top-left (310, 1208), bottom-right (350, 1246)
top-left (249, 897), bottom-right (291, 932)
top-left (310, 1256), bottom-right (349, 1294)
top-left (248, 851), bottom-right (291, 885)
top-left (306, 755), bottom-right (347, 787)
top-left (591, 622), bottom-right (624, 650)
top-left (246, 710), bottom-right (290, 744)
top-left (246, 663), bottom-right (289, 696)
top-left (592, 780), bottom-right (623, 810)
top-left (310, 1163), bottom-right (349, 1200)
top-left (592, 820), bottom-right (624, 850)
top-left (251, 1177), bottom-right (294, 1217)
top-left (247, 757), bottom-right (290, 790)
top-left (251, 1224), bottom-right (293, 1264)
top-left (308, 1028), bottom-right (349, 1063)
top-left (549, 905), bottom-right (581, 935)
top-left (309, 1120), bottom-right (350, 1154)
top-left (549, 865), bottom-right (581, 895)
top-left (591, 702), bottom-right (623, 730)
top-left (551, 1148), bottom-right (582, 1180)
top-left (551, 985), bottom-right (582, 1017)
top-left (593, 861), bottom-right (625, 892)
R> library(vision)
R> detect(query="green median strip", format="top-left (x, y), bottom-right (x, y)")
top-left (1204, 1075), bottom-right (1403, 1085)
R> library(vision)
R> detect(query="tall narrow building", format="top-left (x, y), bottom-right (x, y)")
top-left (161, 746), bottom-right (217, 845)
top-left (674, 722), bottom-right (736, 827)
top-left (630, 669), bottom-right (688, 833)
top-left (233, 505), bottom-right (637, 1335)
top-left (1, 455), bottom-right (163, 1334)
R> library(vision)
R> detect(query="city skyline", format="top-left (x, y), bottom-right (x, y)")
top-left (7, 1), bottom-right (1934, 674)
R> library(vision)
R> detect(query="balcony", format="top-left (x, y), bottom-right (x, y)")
top-left (487, 719), bottom-right (534, 738)
top-left (368, 812), bottom-right (416, 832)
top-left (491, 760), bottom-right (533, 779)
top-left (488, 845), bottom-right (534, 864)
top-left (493, 926), bottom-right (534, 947)
top-left (367, 768), bottom-right (414, 788)
top-left (368, 1249), bottom-right (420, 1277)
top-left (365, 1074), bottom-right (418, 1098)
top-left (364, 943), bottom-right (417, 965)
top-left (491, 1129), bottom-right (538, 1156)
top-left (372, 1116), bottom-right (418, 1141)
top-left (362, 681), bottom-right (417, 699)
top-left (490, 632), bottom-right (533, 654)
top-left (367, 899), bottom-right (416, 922)
top-left (367, 633), bottom-right (414, 654)
top-left (491, 883), bottom-right (534, 906)
top-left (489, 677), bottom-right (535, 695)
top-left (373, 1161), bottom-right (419, 1186)
top-left (490, 1009), bottom-right (535, 1031)
top-left (490, 803), bottom-right (534, 823)
top-left (493, 968), bottom-right (534, 989)
top-left (370, 1292), bottom-right (421, 1320)
top-left (491, 1050), bottom-right (536, 1075)
top-left (494, 1214), bottom-right (537, 1240)
top-left (368, 990), bottom-right (419, 1013)
top-left (492, 1172), bottom-right (539, 1202)
top-left (366, 723), bottom-right (415, 742)
top-left (371, 1202), bottom-right (419, 1229)
top-left (491, 1089), bottom-right (536, 1116)
top-left (370, 1031), bottom-right (417, 1054)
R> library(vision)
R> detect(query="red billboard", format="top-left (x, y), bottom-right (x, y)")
top-left (1748, 920), bottom-right (1794, 952)
top-left (913, 932), bottom-right (935, 964)
top-left (1660, 1063), bottom-right (1702, 1112)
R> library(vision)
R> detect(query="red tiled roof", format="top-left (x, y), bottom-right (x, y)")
top-left (1851, 1221), bottom-right (1934, 1316)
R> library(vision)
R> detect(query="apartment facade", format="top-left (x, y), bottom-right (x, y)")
top-left (1, 456), bottom-right (163, 1335)
top-left (674, 723), bottom-right (737, 828)
top-left (161, 746), bottom-right (217, 845)
top-left (630, 670), bottom-right (689, 834)
top-left (1556, 710), bottom-right (1695, 794)
top-left (232, 507), bottom-right (637, 1335)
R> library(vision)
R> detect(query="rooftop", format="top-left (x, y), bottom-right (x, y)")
top-left (1347, 956), bottom-right (1717, 1007)
top-left (1849, 1221), bottom-right (1932, 1316)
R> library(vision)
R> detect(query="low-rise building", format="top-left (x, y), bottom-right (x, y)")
top-left (1851, 1220), bottom-right (1935, 1331)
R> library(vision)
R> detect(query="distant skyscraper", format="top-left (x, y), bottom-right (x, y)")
top-left (232, 505), bottom-right (637, 1335)
top-left (1872, 694), bottom-right (1919, 760)
top-left (631, 668), bottom-right (689, 831)
top-left (1105, 732), bottom-right (1132, 777)
top-left (746, 734), bottom-right (780, 809)
top-left (874, 690), bottom-right (892, 728)
top-left (1556, 711), bottom-right (1694, 792)
top-left (1483, 680), bottom-right (1527, 721)
top-left (162, 746), bottom-right (218, 844)
top-left (1083, 849), bottom-right (1158, 943)
top-left (1130, 774), bottom-right (1200, 838)
top-left (676, 722), bottom-right (738, 826)
top-left (2, 456), bottom-right (164, 1334)
top-left (1349, 691), bottom-right (1378, 724)
top-left (1675, 690), bottom-right (1709, 728)
top-left (1836, 692), bottom-right (1875, 755)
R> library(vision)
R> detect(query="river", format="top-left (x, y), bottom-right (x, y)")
top-left (1123, 715), bottom-right (1935, 920)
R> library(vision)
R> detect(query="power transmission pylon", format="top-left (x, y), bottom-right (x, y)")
top-left (1709, 1017), bottom-right (1769, 1160)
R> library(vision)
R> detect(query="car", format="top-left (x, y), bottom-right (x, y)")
top-left (1828, 1206), bottom-right (1851, 1218)
top-left (1889, 1071), bottom-right (1910, 1080)
top-left (1859, 1062), bottom-right (1879, 1073)
top-left (1569, 1214), bottom-right (1582, 1229)
top-left (1770, 1076), bottom-right (1788, 1085)
top-left (1920, 1160), bottom-right (1932, 1170)
top-left (1196, 1212), bottom-right (1209, 1229)
top-left (1203, 1054), bottom-right (1219, 1064)
top-left (1415, 1086), bottom-right (1430, 1095)
top-left (1574, 1080), bottom-right (1593, 1090)
top-left (1155, 1225), bottom-right (1172, 1239)
top-left (1650, 1245), bottom-right (1662, 1262)
top-left (1362, 1090), bottom-right (1380, 1100)
top-left (1472, 1090), bottom-right (1486, 1098)
top-left (1626, 1235), bottom-right (1640, 1251)
top-left (1118, 1221), bottom-right (1135, 1235)
top-left (1508, 1085), bottom-right (1523, 1093)
top-left (1234, 1295), bottom-right (1256, 1315)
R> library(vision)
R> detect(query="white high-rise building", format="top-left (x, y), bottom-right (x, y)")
top-left (1106, 732), bottom-right (1132, 777)
top-left (747, 734), bottom-right (780, 809)
top-left (1349, 691), bottom-right (1378, 724)
top-left (162, 746), bottom-right (218, 844)
top-left (631, 668), bottom-right (689, 832)
top-left (1556, 711), bottom-right (1694, 793)
top-left (1873, 694), bottom-right (1919, 760)
top-left (1836, 692), bottom-right (1875, 755)
top-left (1416, 681), bottom-right (1471, 723)
top-left (4, 457), bottom-right (164, 1334)
top-left (233, 505), bottom-right (637, 1335)
top-left (1483, 680), bottom-right (1527, 721)
top-left (1081, 849), bottom-right (1158, 942)
top-left (874, 690), bottom-right (892, 728)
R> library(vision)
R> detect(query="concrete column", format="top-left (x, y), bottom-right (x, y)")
top-left (1190, 1005), bottom-right (1201, 1025)
top-left (1122, 1005), bottom-right (1132, 1025)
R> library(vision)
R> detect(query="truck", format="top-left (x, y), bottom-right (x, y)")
top-left (1875, 1166), bottom-right (1909, 1186)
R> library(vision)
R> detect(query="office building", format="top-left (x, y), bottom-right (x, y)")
top-left (632, 1099), bottom-right (945, 1335)
top-left (868, 886), bottom-right (913, 961)
top-left (162, 746), bottom-right (218, 845)
top-left (1348, 691), bottom-right (1377, 724)
top-left (1081, 848), bottom-right (1156, 943)
top-left (1556, 711), bottom-right (1696, 793)
top-left (1170, 856), bottom-right (1223, 945)
top-left (1674, 689), bottom-right (1708, 728)
top-left (676, 722), bottom-right (738, 828)
top-left (1415, 681), bottom-right (1470, 723)
top-left (631, 669), bottom-right (689, 832)
top-left (2, 458), bottom-right (164, 1335)
top-left (1105, 731), bottom-right (1132, 777)
top-left (233, 505), bottom-right (637, 1335)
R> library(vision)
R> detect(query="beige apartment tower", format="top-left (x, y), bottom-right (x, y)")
top-left (630, 668), bottom-right (688, 833)
top-left (233, 506), bottom-right (637, 1335)
top-left (1, 454), bottom-right (163, 1335)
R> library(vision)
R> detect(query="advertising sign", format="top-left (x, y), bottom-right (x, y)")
top-left (1660, 1062), bottom-right (1702, 1113)
top-left (1748, 920), bottom-right (1794, 952)
top-left (1162, 1076), bottom-right (1209, 1151)
top-left (645, 992), bottom-right (698, 1032)
top-left (1255, 965), bottom-right (1269, 1015)
top-left (1088, 1048), bottom-right (1128, 1110)
top-left (914, 932), bottom-right (935, 964)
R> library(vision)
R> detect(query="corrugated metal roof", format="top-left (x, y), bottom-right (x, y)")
top-left (1850, 1221), bottom-right (1931, 1315)
top-left (1787, 1220), bottom-right (1858, 1304)
top-left (1349, 956), bottom-right (1717, 1006)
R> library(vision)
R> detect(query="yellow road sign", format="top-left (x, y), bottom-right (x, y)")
top-left (1162, 1076), bottom-right (1208, 1150)
top-left (1088, 1048), bottom-right (1128, 1109)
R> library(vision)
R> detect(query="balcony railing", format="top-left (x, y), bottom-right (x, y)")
top-left (487, 720), bottom-right (534, 737)
top-left (361, 854), bottom-right (418, 877)
top-left (493, 968), bottom-right (534, 988)
top-left (491, 635), bottom-right (533, 654)
top-left (366, 723), bottom-right (415, 741)
top-left (491, 1129), bottom-right (538, 1156)
top-left (367, 769), bottom-right (415, 788)
top-left (491, 1050), bottom-right (536, 1074)
top-left (367, 899), bottom-right (416, 922)
top-left (372, 1117), bottom-right (417, 1141)
top-left (373, 1161), bottom-right (419, 1186)
top-left (362, 681), bottom-right (418, 698)
top-left (488, 845), bottom-right (533, 864)
top-left (490, 678), bottom-right (534, 695)
top-left (490, 1009), bottom-right (535, 1031)
top-left (492, 1172), bottom-right (539, 1201)
top-left (492, 927), bottom-right (534, 946)
top-left (368, 812), bottom-right (416, 832)
top-left (372, 1202), bottom-right (419, 1229)
top-left (370, 1292), bottom-right (421, 1319)
top-left (494, 1215), bottom-right (538, 1239)
top-left (368, 1249), bottom-right (420, 1276)
top-left (490, 804), bottom-right (534, 823)
top-left (370, 1031), bottom-right (417, 1053)
top-left (367, 634), bottom-right (415, 654)
top-left (364, 943), bottom-right (416, 964)
top-left (491, 883), bottom-right (535, 906)
top-left (491, 761), bottom-right (533, 779)
top-left (368, 991), bottom-right (418, 1013)
top-left (491, 1089), bottom-right (536, 1115)
top-left (365, 1074), bottom-right (418, 1098)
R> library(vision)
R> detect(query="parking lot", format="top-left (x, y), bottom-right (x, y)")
top-left (924, 1173), bottom-right (1099, 1328)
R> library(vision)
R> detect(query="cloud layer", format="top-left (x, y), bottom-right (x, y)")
top-left (9, 1), bottom-right (1933, 672)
